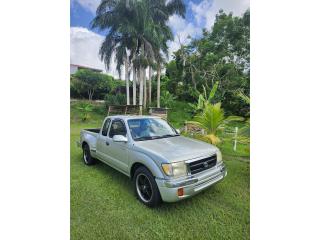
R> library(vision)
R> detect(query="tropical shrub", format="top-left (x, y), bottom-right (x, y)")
top-left (235, 90), bottom-right (250, 145)
top-left (70, 70), bottom-right (124, 100)
top-left (187, 102), bottom-right (243, 145)
top-left (164, 10), bottom-right (250, 116)
top-left (104, 94), bottom-right (126, 109)
top-left (161, 91), bottom-right (177, 108)
top-left (72, 69), bottom-right (104, 101)
top-left (76, 103), bottom-right (93, 121)
top-left (188, 82), bottom-right (219, 114)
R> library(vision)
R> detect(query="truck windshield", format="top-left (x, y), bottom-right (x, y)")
top-left (128, 118), bottom-right (179, 141)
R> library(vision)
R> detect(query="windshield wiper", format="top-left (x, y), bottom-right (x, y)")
top-left (135, 134), bottom-right (179, 141)
top-left (158, 134), bottom-right (180, 139)
top-left (134, 136), bottom-right (157, 141)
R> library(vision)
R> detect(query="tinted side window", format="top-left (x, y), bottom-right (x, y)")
top-left (109, 120), bottom-right (127, 138)
top-left (102, 119), bottom-right (111, 136)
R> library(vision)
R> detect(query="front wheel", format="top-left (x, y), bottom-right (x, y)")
top-left (133, 166), bottom-right (162, 207)
top-left (82, 143), bottom-right (96, 165)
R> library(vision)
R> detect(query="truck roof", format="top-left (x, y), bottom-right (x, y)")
top-left (107, 115), bottom-right (161, 120)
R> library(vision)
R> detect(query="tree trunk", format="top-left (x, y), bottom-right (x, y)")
top-left (139, 67), bottom-right (143, 114)
top-left (157, 65), bottom-right (161, 108)
top-left (143, 68), bottom-right (147, 108)
top-left (133, 67), bottom-right (136, 105)
top-left (88, 89), bottom-right (93, 101)
top-left (191, 67), bottom-right (197, 91)
top-left (125, 59), bottom-right (130, 105)
top-left (148, 66), bottom-right (152, 105)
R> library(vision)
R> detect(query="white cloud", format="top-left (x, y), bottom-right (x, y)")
top-left (166, 0), bottom-right (249, 59)
top-left (71, 0), bottom-right (100, 14)
top-left (191, 0), bottom-right (250, 30)
top-left (70, 27), bottom-right (123, 78)
top-left (167, 14), bottom-right (202, 59)
top-left (70, 0), bottom-right (250, 63)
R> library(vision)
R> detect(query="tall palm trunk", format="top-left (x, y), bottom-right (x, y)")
top-left (132, 67), bottom-right (136, 105)
top-left (125, 58), bottom-right (130, 105)
top-left (157, 64), bottom-right (161, 108)
top-left (139, 67), bottom-right (143, 114)
top-left (191, 67), bottom-right (197, 91)
top-left (143, 68), bottom-right (147, 108)
top-left (148, 66), bottom-right (152, 105)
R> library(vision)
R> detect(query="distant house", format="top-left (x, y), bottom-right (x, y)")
top-left (70, 64), bottom-right (103, 74)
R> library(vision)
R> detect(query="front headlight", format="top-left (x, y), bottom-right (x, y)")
top-left (216, 148), bottom-right (223, 163)
top-left (162, 162), bottom-right (187, 178)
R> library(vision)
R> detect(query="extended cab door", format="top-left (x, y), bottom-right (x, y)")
top-left (106, 119), bottom-right (129, 174)
top-left (96, 118), bottom-right (112, 162)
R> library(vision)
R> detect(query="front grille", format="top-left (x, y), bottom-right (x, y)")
top-left (188, 155), bottom-right (217, 175)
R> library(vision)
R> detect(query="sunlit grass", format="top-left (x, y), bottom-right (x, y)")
top-left (70, 100), bottom-right (250, 240)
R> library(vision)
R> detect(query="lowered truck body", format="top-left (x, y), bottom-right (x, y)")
top-left (79, 115), bottom-right (227, 207)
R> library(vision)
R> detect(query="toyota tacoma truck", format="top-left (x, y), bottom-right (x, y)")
top-left (78, 115), bottom-right (227, 207)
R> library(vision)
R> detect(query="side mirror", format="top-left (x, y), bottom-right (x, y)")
top-left (113, 135), bottom-right (128, 143)
top-left (176, 129), bottom-right (181, 134)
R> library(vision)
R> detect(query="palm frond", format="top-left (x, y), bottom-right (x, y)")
top-left (166, 0), bottom-right (186, 17)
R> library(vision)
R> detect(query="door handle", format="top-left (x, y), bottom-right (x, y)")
top-left (105, 141), bottom-right (110, 146)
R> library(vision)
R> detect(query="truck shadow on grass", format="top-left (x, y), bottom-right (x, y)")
top-left (84, 157), bottom-right (223, 212)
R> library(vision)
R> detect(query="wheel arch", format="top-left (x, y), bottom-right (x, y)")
top-left (130, 162), bottom-right (145, 179)
top-left (82, 141), bottom-right (88, 149)
top-left (130, 157), bottom-right (164, 179)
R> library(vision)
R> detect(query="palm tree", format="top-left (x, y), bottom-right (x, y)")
top-left (148, 65), bottom-right (153, 105)
top-left (143, 67), bottom-right (147, 108)
top-left (114, 40), bottom-right (132, 105)
top-left (132, 65), bottom-right (137, 105)
top-left (91, 1), bottom-right (143, 106)
top-left (149, 0), bottom-right (186, 108)
top-left (236, 90), bottom-right (250, 144)
top-left (187, 103), bottom-right (243, 145)
top-left (155, 54), bottom-right (165, 108)
top-left (91, 0), bottom-right (186, 109)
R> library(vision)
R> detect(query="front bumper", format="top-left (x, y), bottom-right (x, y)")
top-left (155, 162), bottom-right (227, 202)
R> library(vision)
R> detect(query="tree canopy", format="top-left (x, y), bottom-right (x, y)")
top-left (165, 9), bottom-right (250, 116)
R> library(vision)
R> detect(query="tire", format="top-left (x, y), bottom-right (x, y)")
top-left (133, 166), bottom-right (162, 207)
top-left (82, 143), bottom-right (96, 165)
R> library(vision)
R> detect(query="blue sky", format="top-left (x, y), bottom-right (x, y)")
top-left (70, 0), bottom-right (249, 77)
top-left (71, 0), bottom-right (204, 36)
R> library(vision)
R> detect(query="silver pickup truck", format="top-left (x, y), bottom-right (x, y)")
top-left (79, 115), bottom-right (227, 207)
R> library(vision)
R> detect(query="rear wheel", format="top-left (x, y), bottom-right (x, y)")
top-left (82, 143), bottom-right (96, 165)
top-left (133, 166), bottom-right (162, 207)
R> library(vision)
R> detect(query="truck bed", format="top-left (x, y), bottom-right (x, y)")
top-left (80, 129), bottom-right (100, 151)
top-left (83, 128), bottom-right (100, 133)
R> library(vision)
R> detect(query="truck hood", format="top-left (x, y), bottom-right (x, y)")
top-left (134, 136), bottom-right (217, 163)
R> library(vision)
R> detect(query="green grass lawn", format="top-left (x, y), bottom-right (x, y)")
top-left (70, 101), bottom-right (250, 240)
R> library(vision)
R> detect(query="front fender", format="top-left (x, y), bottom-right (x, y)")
top-left (129, 150), bottom-right (164, 178)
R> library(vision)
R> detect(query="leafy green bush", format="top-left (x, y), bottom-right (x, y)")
top-left (189, 82), bottom-right (219, 114)
top-left (76, 103), bottom-right (93, 121)
top-left (161, 91), bottom-right (176, 108)
top-left (72, 69), bottom-right (104, 101)
top-left (187, 102), bottom-right (243, 145)
top-left (70, 70), bottom-right (126, 100)
top-left (164, 10), bottom-right (250, 116)
top-left (104, 94), bottom-right (126, 108)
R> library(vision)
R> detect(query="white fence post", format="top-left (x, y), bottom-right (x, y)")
top-left (233, 127), bottom-right (238, 151)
